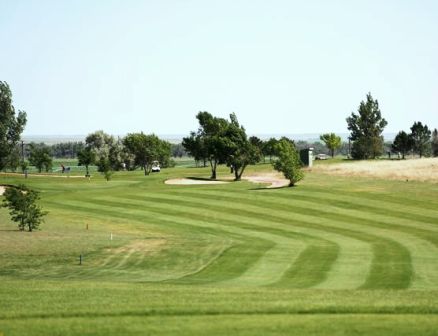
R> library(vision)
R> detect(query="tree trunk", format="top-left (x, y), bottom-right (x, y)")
top-left (210, 159), bottom-right (217, 179)
top-left (234, 165), bottom-right (247, 181)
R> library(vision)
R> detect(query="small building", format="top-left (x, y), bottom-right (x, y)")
top-left (300, 148), bottom-right (314, 167)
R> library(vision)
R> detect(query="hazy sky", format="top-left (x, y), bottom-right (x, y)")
top-left (1, 0), bottom-right (437, 136)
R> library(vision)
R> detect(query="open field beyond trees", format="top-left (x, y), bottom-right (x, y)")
top-left (1, 162), bottom-right (438, 335)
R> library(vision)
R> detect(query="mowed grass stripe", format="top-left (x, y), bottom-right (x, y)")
top-left (273, 242), bottom-right (339, 288)
top-left (71, 196), bottom-right (372, 289)
top-left (45, 200), bottom-right (276, 283)
top-left (108, 193), bottom-right (414, 289)
top-left (170, 189), bottom-right (438, 236)
top-left (162, 189), bottom-right (438, 288)
top-left (46, 199), bottom-right (308, 286)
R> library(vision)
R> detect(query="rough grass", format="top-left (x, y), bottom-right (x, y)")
top-left (314, 157), bottom-right (438, 182)
top-left (1, 163), bottom-right (437, 335)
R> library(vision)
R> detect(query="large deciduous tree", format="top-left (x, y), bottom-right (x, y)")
top-left (184, 112), bottom-right (260, 180)
top-left (391, 131), bottom-right (413, 159)
top-left (84, 131), bottom-right (129, 179)
top-left (28, 143), bottom-right (53, 173)
top-left (263, 138), bottom-right (278, 162)
top-left (346, 93), bottom-right (387, 159)
top-left (2, 185), bottom-right (47, 232)
top-left (272, 138), bottom-right (303, 187)
top-left (0, 81), bottom-right (27, 171)
top-left (77, 147), bottom-right (96, 177)
top-left (123, 133), bottom-right (171, 175)
top-left (185, 112), bottom-right (229, 179)
top-left (182, 131), bottom-right (208, 167)
top-left (319, 133), bottom-right (342, 158)
top-left (225, 113), bottom-right (262, 181)
top-left (409, 122), bottom-right (431, 158)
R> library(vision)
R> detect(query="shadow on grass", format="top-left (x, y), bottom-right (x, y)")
top-left (186, 177), bottom-right (232, 182)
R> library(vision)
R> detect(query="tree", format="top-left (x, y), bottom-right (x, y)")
top-left (0, 81), bottom-right (27, 171)
top-left (77, 147), bottom-right (96, 177)
top-left (182, 131), bottom-right (208, 167)
top-left (319, 133), bottom-right (342, 158)
top-left (123, 133), bottom-right (171, 175)
top-left (272, 138), bottom-right (304, 187)
top-left (28, 143), bottom-right (53, 173)
top-left (432, 128), bottom-right (438, 157)
top-left (225, 113), bottom-right (262, 181)
top-left (85, 131), bottom-right (125, 172)
top-left (2, 185), bottom-right (47, 232)
top-left (185, 112), bottom-right (229, 179)
top-left (410, 122), bottom-right (431, 158)
top-left (391, 131), bottom-right (413, 159)
top-left (346, 93), bottom-right (388, 159)
top-left (263, 138), bottom-right (278, 162)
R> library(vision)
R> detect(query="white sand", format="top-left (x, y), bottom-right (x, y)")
top-left (165, 173), bottom-right (289, 188)
top-left (243, 173), bottom-right (289, 188)
top-left (165, 178), bottom-right (229, 185)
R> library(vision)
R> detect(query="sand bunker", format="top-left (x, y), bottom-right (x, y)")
top-left (315, 158), bottom-right (438, 183)
top-left (0, 186), bottom-right (5, 196)
top-left (243, 173), bottom-right (289, 188)
top-left (166, 173), bottom-right (289, 188)
top-left (165, 178), bottom-right (229, 185)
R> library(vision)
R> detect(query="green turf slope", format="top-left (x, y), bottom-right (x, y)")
top-left (0, 165), bottom-right (437, 335)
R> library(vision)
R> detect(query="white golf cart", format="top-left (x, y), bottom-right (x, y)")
top-left (151, 160), bottom-right (161, 172)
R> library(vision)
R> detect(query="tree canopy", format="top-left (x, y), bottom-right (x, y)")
top-left (346, 93), bottom-right (387, 159)
top-left (319, 133), bottom-right (342, 158)
top-left (28, 143), bottom-right (53, 173)
top-left (0, 81), bottom-right (27, 171)
top-left (272, 138), bottom-right (303, 187)
top-left (224, 113), bottom-right (262, 181)
top-left (183, 112), bottom-right (261, 180)
top-left (2, 185), bottom-right (47, 232)
top-left (123, 133), bottom-right (171, 175)
top-left (432, 128), bottom-right (438, 157)
top-left (391, 131), bottom-right (413, 159)
top-left (410, 121), bottom-right (431, 158)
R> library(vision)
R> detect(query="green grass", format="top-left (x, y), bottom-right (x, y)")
top-left (1, 164), bottom-right (437, 335)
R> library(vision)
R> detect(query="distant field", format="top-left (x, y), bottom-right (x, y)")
top-left (1, 162), bottom-right (437, 335)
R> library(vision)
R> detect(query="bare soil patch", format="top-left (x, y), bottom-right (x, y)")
top-left (165, 178), bottom-right (229, 185)
top-left (314, 158), bottom-right (438, 183)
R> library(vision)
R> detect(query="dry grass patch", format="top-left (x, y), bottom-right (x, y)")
top-left (314, 158), bottom-right (438, 182)
top-left (112, 239), bottom-right (167, 254)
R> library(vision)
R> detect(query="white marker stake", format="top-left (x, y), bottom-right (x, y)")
top-left (110, 233), bottom-right (113, 241)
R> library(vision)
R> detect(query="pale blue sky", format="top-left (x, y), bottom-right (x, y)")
top-left (1, 0), bottom-right (437, 136)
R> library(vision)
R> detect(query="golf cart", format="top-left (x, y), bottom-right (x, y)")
top-left (151, 160), bottom-right (161, 172)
